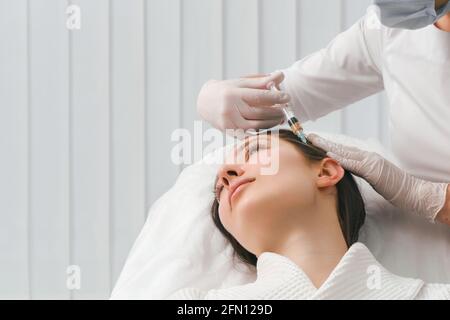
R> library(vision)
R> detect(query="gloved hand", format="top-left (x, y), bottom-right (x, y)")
top-left (307, 133), bottom-right (449, 223)
top-left (197, 71), bottom-right (290, 131)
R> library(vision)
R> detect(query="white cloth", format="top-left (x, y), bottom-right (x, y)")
top-left (167, 243), bottom-right (450, 300)
top-left (279, 5), bottom-right (450, 183)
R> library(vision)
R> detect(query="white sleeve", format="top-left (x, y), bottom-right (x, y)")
top-left (165, 287), bottom-right (208, 300)
top-left (279, 8), bottom-right (384, 122)
top-left (415, 283), bottom-right (450, 300)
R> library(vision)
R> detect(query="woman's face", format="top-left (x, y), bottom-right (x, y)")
top-left (215, 134), bottom-right (342, 255)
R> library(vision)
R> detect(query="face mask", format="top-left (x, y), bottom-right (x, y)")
top-left (374, 0), bottom-right (450, 29)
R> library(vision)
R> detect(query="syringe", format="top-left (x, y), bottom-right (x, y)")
top-left (268, 83), bottom-right (308, 144)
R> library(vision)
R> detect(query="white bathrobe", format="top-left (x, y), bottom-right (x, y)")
top-left (167, 243), bottom-right (449, 300)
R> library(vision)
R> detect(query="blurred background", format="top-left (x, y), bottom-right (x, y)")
top-left (0, 0), bottom-right (388, 299)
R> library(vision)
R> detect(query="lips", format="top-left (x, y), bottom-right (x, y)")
top-left (228, 177), bottom-right (255, 206)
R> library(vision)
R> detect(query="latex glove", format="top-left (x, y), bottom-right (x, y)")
top-left (307, 133), bottom-right (449, 223)
top-left (197, 71), bottom-right (290, 131)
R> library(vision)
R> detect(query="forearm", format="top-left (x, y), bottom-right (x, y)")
top-left (436, 184), bottom-right (450, 225)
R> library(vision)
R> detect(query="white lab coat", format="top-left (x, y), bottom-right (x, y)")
top-left (167, 243), bottom-right (450, 299)
top-left (279, 6), bottom-right (450, 183)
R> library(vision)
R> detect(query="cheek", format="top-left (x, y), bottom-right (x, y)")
top-left (250, 174), bottom-right (314, 209)
top-left (276, 158), bottom-right (316, 205)
top-left (243, 154), bottom-right (316, 211)
top-left (278, 174), bottom-right (316, 208)
top-left (231, 177), bottom-right (283, 217)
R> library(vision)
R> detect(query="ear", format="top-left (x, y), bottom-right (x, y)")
top-left (315, 157), bottom-right (345, 188)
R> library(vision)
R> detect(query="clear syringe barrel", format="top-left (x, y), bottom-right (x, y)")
top-left (281, 105), bottom-right (296, 119)
top-left (268, 83), bottom-right (307, 141)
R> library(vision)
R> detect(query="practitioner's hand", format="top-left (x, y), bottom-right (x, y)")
top-left (196, 71), bottom-right (290, 131)
top-left (307, 133), bottom-right (449, 224)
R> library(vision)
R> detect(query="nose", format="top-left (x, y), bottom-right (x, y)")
top-left (218, 164), bottom-right (245, 189)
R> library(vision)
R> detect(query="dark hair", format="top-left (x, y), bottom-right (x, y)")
top-left (211, 129), bottom-right (366, 267)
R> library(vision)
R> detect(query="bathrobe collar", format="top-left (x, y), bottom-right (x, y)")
top-left (256, 242), bottom-right (425, 300)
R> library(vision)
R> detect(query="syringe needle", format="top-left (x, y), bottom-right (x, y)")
top-left (269, 84), bottom-right (307, 144)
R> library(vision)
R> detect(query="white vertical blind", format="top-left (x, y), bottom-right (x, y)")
top-left (109, 0), bottom-right (147, 291)
top-left (70, 0), bottom-right (111, 300)
top-left (0, 0), bottom-right (29, 299)
top-left (297, 0), bottom-right (345, 134)
top-left (0, 0), bottom-right (386, 299)
top-left (28, 0), bottom-right (71, 299)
